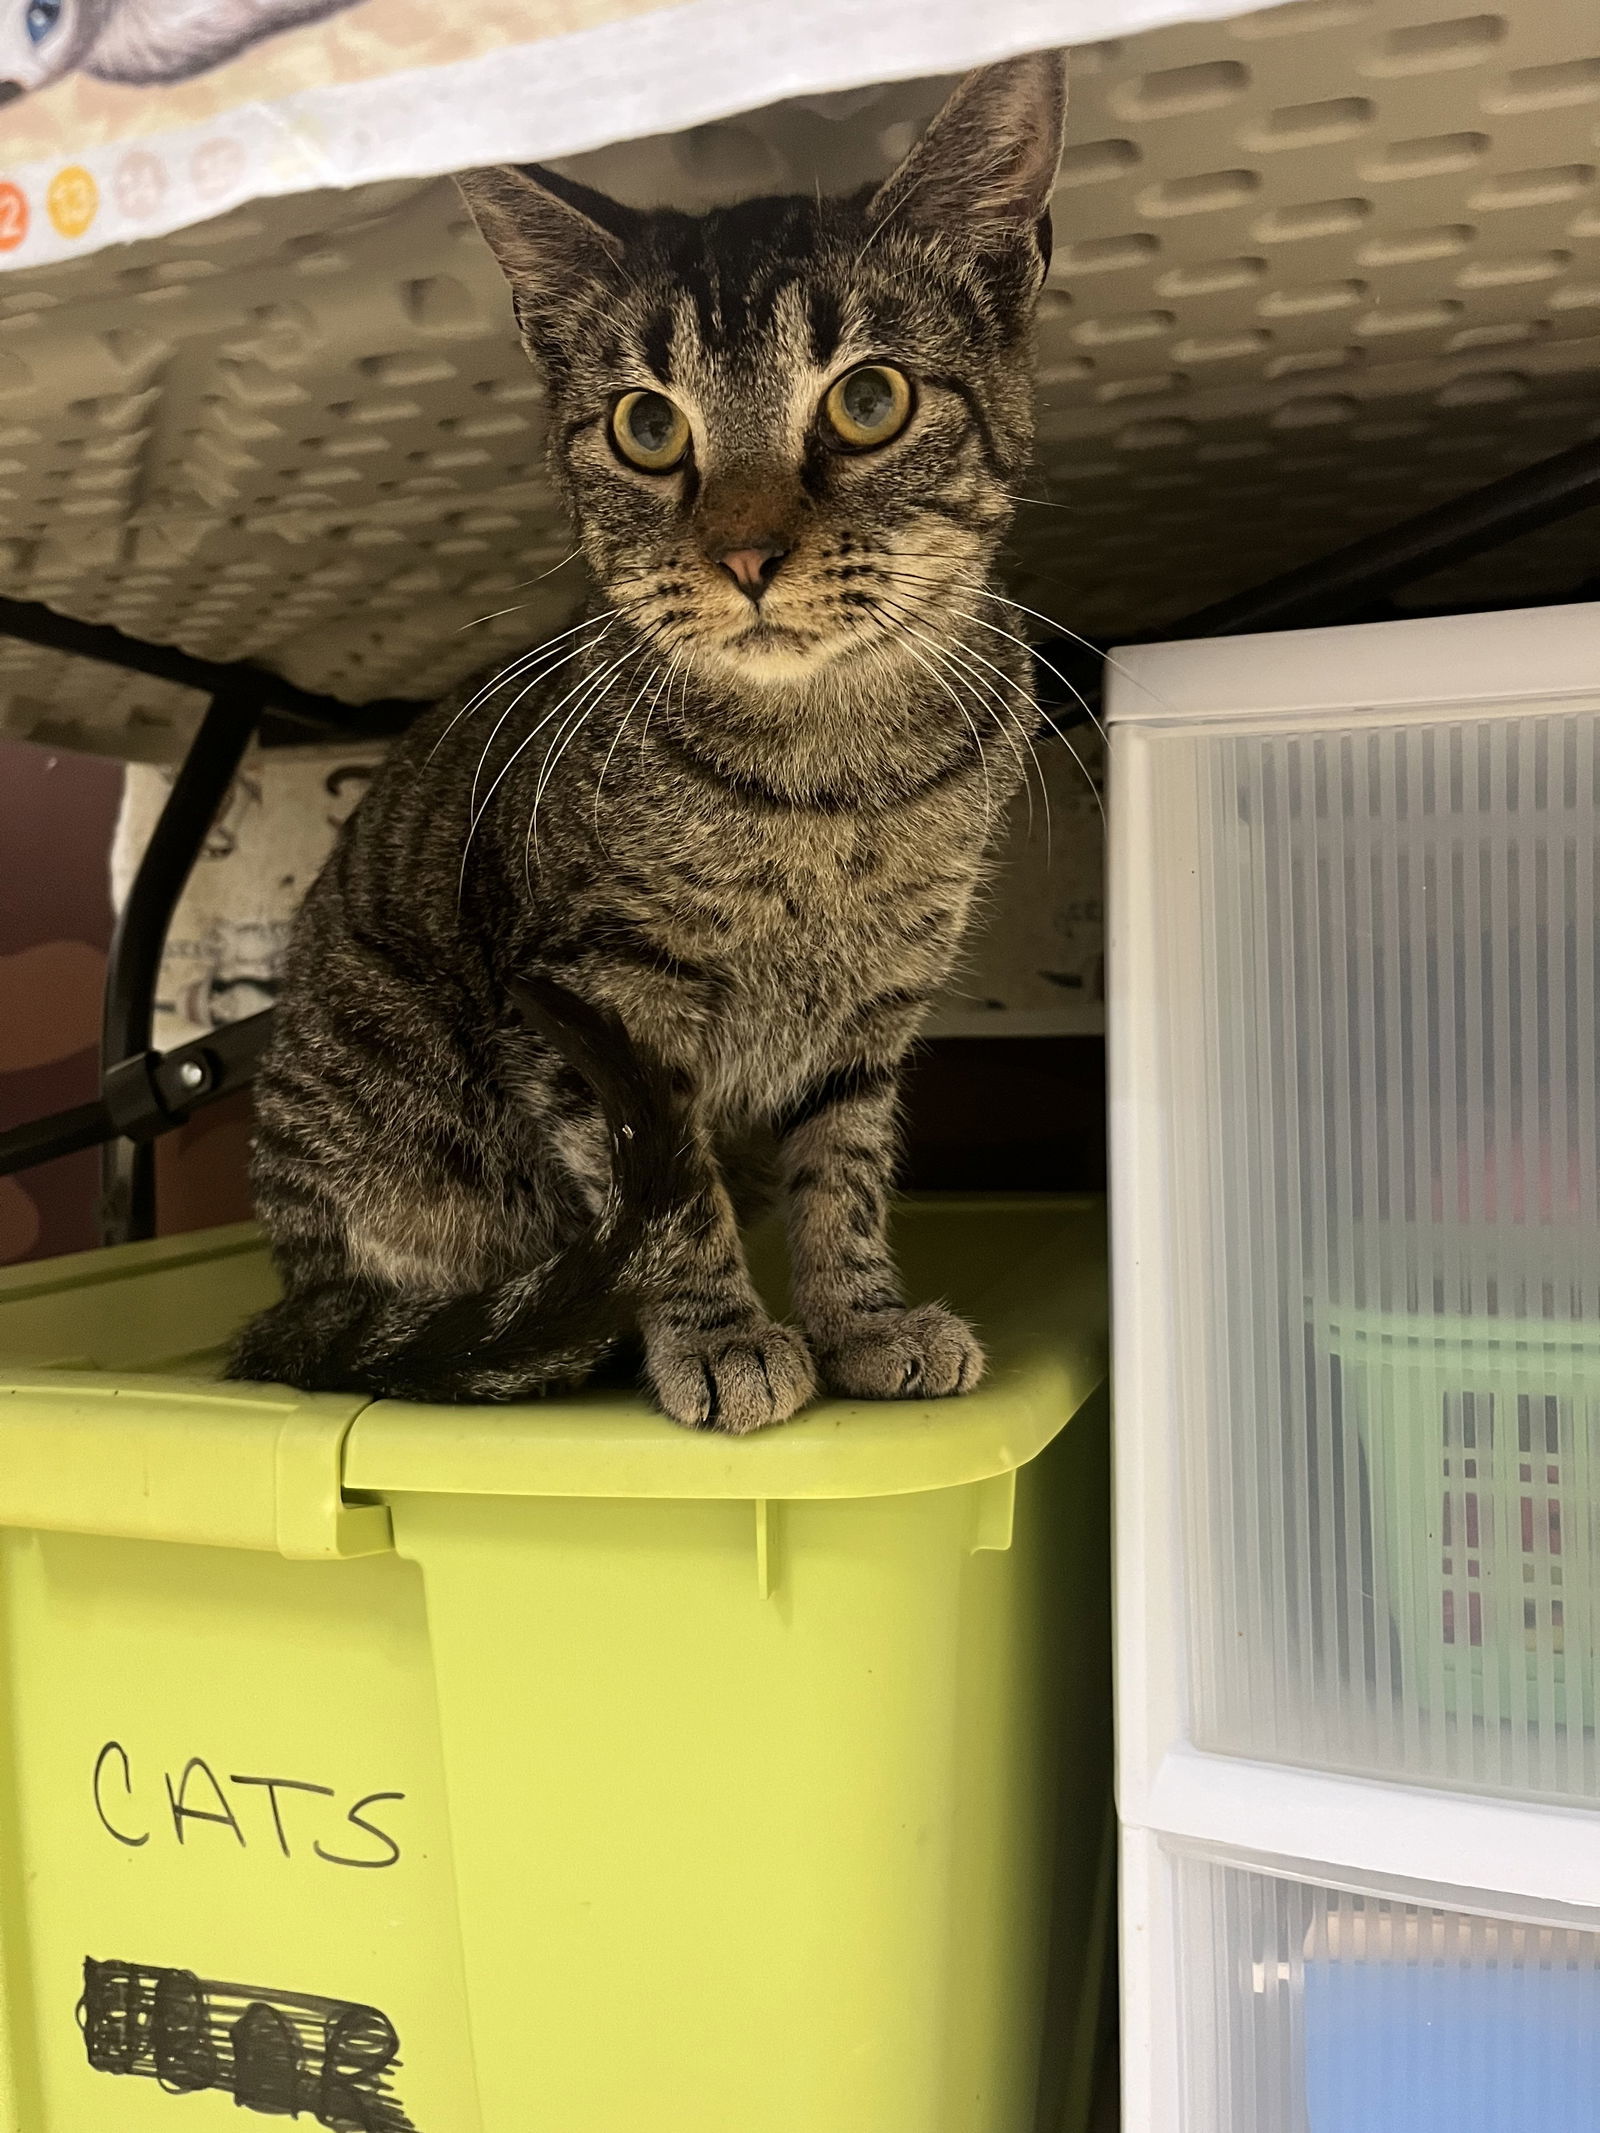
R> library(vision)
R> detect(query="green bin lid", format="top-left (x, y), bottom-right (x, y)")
top-left (0, 1198), bottom-right (1106, 1540)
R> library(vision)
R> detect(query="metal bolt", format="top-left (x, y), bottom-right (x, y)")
top-left (177, 1059), bottom-right (206, 1092)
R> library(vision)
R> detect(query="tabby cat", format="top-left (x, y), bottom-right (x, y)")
top-left (229, 52), bottom-right (1068, 1431)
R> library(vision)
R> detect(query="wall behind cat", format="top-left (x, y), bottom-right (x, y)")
top-left (0, 740), bottom-right (122, 1264)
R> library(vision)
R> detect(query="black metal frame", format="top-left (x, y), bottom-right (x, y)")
top-left (0, 593), bottom-right (425, 745)
top-left (3, 430), bottom-right (1599, 1240)
top-left (1, 629), bottom-right (427, 1239)
top-left (98, 683), bottom-right (269, 1241)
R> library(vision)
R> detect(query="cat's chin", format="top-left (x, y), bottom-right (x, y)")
top-left (706, 623), bottom-right (846, 689)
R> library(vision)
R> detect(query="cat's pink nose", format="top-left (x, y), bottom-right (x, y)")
top-left (718, 544), bottom-right (786, 599)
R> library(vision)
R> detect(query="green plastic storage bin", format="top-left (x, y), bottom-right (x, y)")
top-left (0, 1196), bottom-right (1109, 2133)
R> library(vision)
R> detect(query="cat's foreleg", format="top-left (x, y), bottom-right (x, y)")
top-left (778, 1062), bottom-right (985, 1399)
top-left (632, 1120), bottom-right (816, 1433)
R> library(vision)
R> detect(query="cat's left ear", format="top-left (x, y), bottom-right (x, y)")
top-left (867, 51), bottom-right (1067, 277)
top-left (456, 163), bottom-right (640, 357)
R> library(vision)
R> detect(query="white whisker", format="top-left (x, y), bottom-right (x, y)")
top-left (594, 659), bottom-right (664, 845)
top-left (468, 627), bottom-right (614, 820)
top-left (457, 642), bottom-right (636, 901)
top-left (426, 608), bottom-right (619, 766)
top-left (884, 606), bottom-right (1053, 859)
top-left (637, 651), bottom-right (681, 763)
top-left (525, 673), bottom-right (627, 890)
top-left (1005, 491), bottom-right (1082, 514)
top-left (518, 656), bottom-right (638, 895)
top-left (879, 558), bottom-right (1176, 718)
top-left (863, 600), bottom-right (992, 824)
top-left (871, 586), bottom-right (1104, 828)
top-left (877, 569), bottom-right (1111, 747)
top-left (530, 548), bottom-right (582, 583)
top-left (954, 603), bottom-right (1113, 745)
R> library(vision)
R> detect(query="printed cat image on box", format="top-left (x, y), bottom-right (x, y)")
top-left (0, 0), bottom-right (366, 104)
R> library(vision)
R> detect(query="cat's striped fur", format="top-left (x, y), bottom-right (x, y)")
top-left (229, 53), bottom-right (1067, 1429)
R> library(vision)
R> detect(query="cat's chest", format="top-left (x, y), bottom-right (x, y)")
top-left (600, 800), bottom-right (982, 1102)
top-left (629, 804), bottom-right (977, 988)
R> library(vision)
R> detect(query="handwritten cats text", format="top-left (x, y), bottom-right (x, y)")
top-left (93, 1741), bottom-right (405, 1869)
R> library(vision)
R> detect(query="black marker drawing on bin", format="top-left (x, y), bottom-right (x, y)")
top-left (78, 1958), bottom-right (416, 2131)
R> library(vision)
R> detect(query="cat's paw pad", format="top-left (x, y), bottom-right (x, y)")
top-left (647, 1319), bottom-right (818, 1435)
top-left (817, 1304), bottom-right (985, 1400)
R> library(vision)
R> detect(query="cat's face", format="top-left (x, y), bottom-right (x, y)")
top-left (0, 0), bottom-right (94, 100)
top-left (460, 56), bottom-right (1065, 701)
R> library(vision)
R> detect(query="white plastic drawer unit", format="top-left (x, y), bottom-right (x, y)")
top-left (1109, 604), bottom-right (1600, 2129)
top-left (1111, 603), bottom-right (1600, 1805)
top-left (1161, 1847), bottom-right (1600, 2133)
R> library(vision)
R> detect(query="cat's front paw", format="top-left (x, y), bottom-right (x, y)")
top-left (814, 1304), bottom-right (985, 1400)
top-left (647, 1318), bottom-right (818, 1434)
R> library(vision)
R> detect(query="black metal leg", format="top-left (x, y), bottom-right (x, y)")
top-left (100, 683), bottom-right (266, 1245)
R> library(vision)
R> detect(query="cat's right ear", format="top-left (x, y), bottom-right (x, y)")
top-left (456, 164), bottom-right (638, 356)
top-left (866, 52), bottom-right (1067, 272)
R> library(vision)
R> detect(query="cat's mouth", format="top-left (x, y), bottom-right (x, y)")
top-left (713, 606), bottom-right (888, 687)
top-left (710, 613), bottom-right (842, 686)
top-left (723, 615), bottom-right (824, 667)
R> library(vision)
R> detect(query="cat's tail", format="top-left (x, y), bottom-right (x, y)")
top-left (225, 976), bottom-right (692, 1401)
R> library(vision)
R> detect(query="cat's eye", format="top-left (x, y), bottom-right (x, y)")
top-left (26, 0), bottom-right (62, 41)
top-left (823, 365), bottom-right (913, 450)
top-left (611, 390), bottom-right (691, 473)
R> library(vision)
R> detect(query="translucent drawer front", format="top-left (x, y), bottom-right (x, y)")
top-left (1150, 706), bottom-right (1600, 1800)
top-left (1175, 1857), bottom-right (1600, 2133)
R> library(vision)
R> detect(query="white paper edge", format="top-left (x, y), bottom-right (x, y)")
top-left (4, 0), bottom-right (1285, 271)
